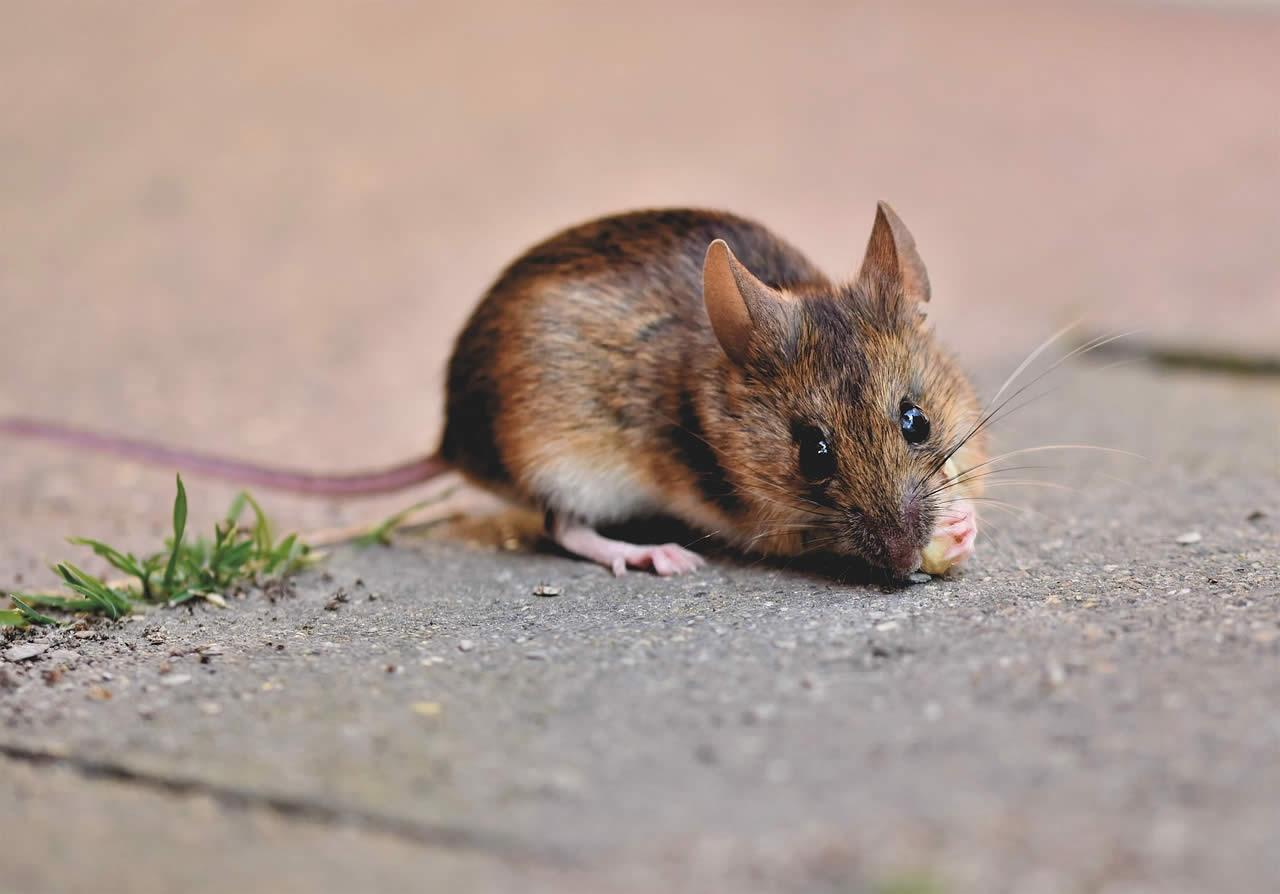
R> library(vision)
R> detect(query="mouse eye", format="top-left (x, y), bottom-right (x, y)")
top-left (900, 404), bottom-right (930, 444)
top-left (795, 425), bottom-right (836, 481)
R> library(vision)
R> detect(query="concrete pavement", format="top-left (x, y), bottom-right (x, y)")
top-left (3, 361), bottom-right (1278, 893)
top-left (2, 2), bottom-right (1278, 891)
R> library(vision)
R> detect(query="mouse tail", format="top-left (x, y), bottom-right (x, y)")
top-left (0, 416), bottom-right (449, 496)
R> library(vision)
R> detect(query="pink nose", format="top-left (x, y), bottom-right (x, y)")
top-left (883, 534), bottom-right (922, 576)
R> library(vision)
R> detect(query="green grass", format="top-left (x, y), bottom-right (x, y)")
top-left (352, 498), bottom-right (433, 547)
top-left (1, 475), bottom-right (318, 628)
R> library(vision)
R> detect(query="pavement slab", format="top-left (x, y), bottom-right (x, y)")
top-left (2, 1), bottom-right (1279, 892)
top-left (3, 363), bottom-right (1278, 893)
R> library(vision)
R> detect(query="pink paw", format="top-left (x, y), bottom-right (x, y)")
top-left (933, 501), bottom-right (978, 567)
top-left (611, 543), bottom-right (706, 577)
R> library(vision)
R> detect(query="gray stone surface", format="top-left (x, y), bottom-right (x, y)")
top-left (2, 1), bottom-right (1279, 892)
top-left (3, 364), bottom-right (1278, 893)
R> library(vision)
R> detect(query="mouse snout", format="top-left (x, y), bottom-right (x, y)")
top-left (877, 494), bottom-right (927, 576)
top-left (880, 532), bottom-right (922, 577)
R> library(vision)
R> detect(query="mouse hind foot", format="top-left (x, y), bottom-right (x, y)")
top-left (548, 514), bottom-right (705, 577)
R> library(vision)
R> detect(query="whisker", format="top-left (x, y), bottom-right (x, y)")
top-left (978, 479), bottom-right (1074, 492)
top-left (918, 328), bottom-right (1142, 492)
top-left (987, 320), bottom-right (1082, 409)
top-left (972, 514), bottom-right (1017, 557)
top-left (963, 443), bottom-right (1144, 468)
top-left (942, 496), bottom-right (1058, 526)
top-left (740, 487), bottom-right (836, 520)
top-left (744, 526), bottom-right (813, 550)
top-left (918, 437), bottom-right (1142, 501)
top-left (680, 529), bottom-right (726, 549)
top-left (921, 463), bottom-right (1061, 500)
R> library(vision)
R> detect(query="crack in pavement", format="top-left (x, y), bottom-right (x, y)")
top-left (0, 740), bottom-right (577, 869)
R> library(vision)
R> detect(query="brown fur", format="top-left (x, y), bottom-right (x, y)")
top-left (441, 206), bottom-right (986, 573)
top-left (0, 205), bottom-right (983, 575)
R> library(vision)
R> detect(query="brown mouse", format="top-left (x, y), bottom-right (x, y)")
top-left (1, 204), bottom-right (985, 578)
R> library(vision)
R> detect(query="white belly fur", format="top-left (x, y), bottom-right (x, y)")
top-left (525, 453), bottom-right (662, 525)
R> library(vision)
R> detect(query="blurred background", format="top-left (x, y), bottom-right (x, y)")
top-left (2, 0), bottom-right (1277, 581)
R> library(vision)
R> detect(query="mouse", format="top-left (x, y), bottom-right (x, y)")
top-left (1, 203), bottom-right (984, 578)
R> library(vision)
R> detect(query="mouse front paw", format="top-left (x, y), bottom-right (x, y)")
top-left (920, 500), bottom-right (977, 574)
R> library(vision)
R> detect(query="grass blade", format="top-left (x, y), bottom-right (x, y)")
top-left (13, 593), bottom-right (102, 612)
top-left (162, 474), bottom-right (188, 594)
top-left (0, 609), bottom-right (28, 627)
top-left (22, 478), bottom-right (315, 626)
top-left (55, 564), bottom-right (131, 619)
top-left (355, 500), bottom-right (431, 547)
top-left (67, 537), bottom-right (147, 585)
top-left (10, 596), bottom-right (62, 626)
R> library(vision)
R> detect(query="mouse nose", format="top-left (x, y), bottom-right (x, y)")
top-left (882, 533), bottom-right (922, 577)
top-left (877, 496), bottom-right (925, 576)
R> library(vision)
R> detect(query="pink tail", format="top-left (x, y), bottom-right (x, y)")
top-left (0, 416), bottom-right (448, 496)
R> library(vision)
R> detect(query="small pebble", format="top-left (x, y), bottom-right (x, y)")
top-left (1175, 531), bottom-right (1202, 545)
top-left (742, 703), bottom-right (778, 724)
top-left (532, 584), bottom-right (563, 597)
top-left (4, 643), bottom-right (48, 662)
top-left (1044, 660), bottom-right (1066, 688)
top-left (907, 572), bottom-right (931, 584)
top-left (457, 639), bottom-right (475, 652)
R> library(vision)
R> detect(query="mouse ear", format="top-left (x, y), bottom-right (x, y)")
top-left (703, 239), bottom-right (783, 366)
top-left (856, 201), bottom-right (931, 304)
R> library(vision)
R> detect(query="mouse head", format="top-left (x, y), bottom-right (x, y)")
top-left (701, 202), bottom-right (985, 576)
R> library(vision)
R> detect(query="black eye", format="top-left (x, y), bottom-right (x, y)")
top-left (900, 405), bottom-right (930, 444)
top-left (795, 425), bottom-right (836, 481)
